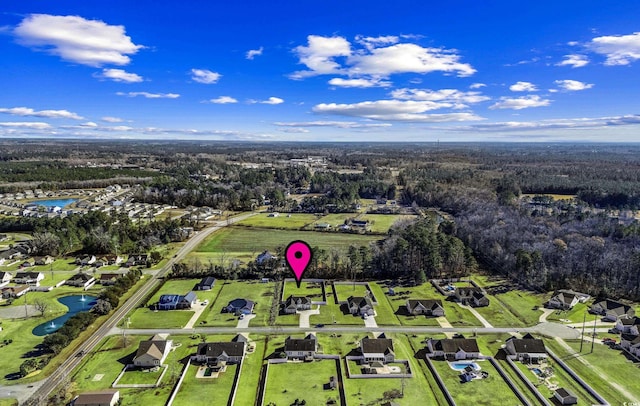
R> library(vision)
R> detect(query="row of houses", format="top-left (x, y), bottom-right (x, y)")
top-left (75, 254), bottom-right (148, 268)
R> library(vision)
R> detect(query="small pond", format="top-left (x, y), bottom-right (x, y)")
top-left (27, 198), bottom-right (78, 208)
top-left (32, 295), bottom-right (97, 336)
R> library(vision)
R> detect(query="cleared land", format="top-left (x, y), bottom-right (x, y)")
top-left (282, 280), bottom-right (324, 301)
top-left (236, 213), bottom-right (320, 229)
top-left (265, 361), bottom-right (342, 405)
top-left (172, 364), bottom-right (237, 406)
top-left (196, 280), bottom-right (276, 327)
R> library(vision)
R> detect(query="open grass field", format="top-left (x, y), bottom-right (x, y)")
top-left (358, 214), bottom-right (417, 233)
top-left (308, 301), bottom-right (365, 326)
top-left (172, 364), bottom-right (237, 406)
top-left (368, 282), bottom-right (401, 325)
top-left (282, 280), bottom-right (324, 301)
top-left (196, 280), bottom-right (276, 327)
top-left (431, 359), bottom-right (523, 405)
top-left (473, 275), bottom-right (546, 326)
top-left (545, 338), bottom-right (639, 405)
top-left (0, 399), bottom-right (18, 406)
top-left (236, 213), bottom-right (319, 229)
top-left (234, 335), bottom-right (266, 405)
top-left (265, 360), bottom-right (342, 406)
top-left (191, 226), bottom-right (381, 263)
top-left (333, 282), bottom-right (371, 303)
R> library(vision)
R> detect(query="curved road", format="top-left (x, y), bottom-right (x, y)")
top-left (11, 213), bottom-right (256, 405)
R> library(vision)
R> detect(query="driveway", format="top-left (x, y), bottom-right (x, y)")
top-left (236, 314), bottom-right (256, 328)
top-left (364, 313), bottom-right (378, 328)
top-left (183, 300), bottom-right (208, 329)
top-left (297, 306), bottom-right (320, 328)
top-left (538, 308), bottom-right (554, 323)
top-left (458, 303), bottom-right (494, 328)
top-left (436, 316), bottom-right (455, 338)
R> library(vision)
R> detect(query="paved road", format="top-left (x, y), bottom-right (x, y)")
top-left (14, 212), bottom-right (256, 405)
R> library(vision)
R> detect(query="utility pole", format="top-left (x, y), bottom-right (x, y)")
top-left (590, 314), bottom-right (597, 353)
top-left (24, 293), bottom-right (28, 318)
top-left (579, 311), bottom-right (586, 352)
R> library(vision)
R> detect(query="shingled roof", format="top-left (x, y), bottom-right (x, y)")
top-left (430, 338), bottom-right (480, 353)
top-left (285, 334), bottom-right (317, 352)
top-left (361, 337), bottom-right (394, 355)
top-left (196, 342), bottom-right (245, 358)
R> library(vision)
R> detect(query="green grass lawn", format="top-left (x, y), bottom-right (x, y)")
top-left (368, 282), bottom-right (401, 325)
top-left (431, 359), bottom-right (522, 405)
top-left (544, 338), bottom-right (639, 405)
top-left (471, 297), bottom-right (531, 327)
top-left (333, 282), bottom-right (370, 303)
top-left (0, 399), bottom-right (18, 406)
top-left (546, 302), bottom-right (591, 323)
top-left (32, 258), bottom-right (78, 272)
top-left (236, 213), bottom-right (319, 230)
top-left (116, 366), bottom-right (164, 385)
top-left (308, 302), bottom-right (365, 326)
top-left (196, 280), bottom-right (276, 327)
top-left (128, 308), bottom-right (194, 329)
top-left (282, 280), bottom-right (324, 301)
top-left (172, 364), bottom-right (237, 406)
top-left (489, 290), bottom-right (545, 326)
top-left (234, 335), bottom-right (266, 405)
top-left (265, 360), bottom-right (342, 405)
top-left (359, 214), bottom-right (417, 233)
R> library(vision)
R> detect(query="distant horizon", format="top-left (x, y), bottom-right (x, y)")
top-left (2, 1), bottom-right (640, 142)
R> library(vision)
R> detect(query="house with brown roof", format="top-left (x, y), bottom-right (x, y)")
top-left (98, 273), bottom-right (122, 286)
top-left (590, 298), bottom-right (635, 321)
top-left (65, 272), bottom-right (95, 288)
top-left (454, 287), bottom-right (489, 307)
top-left (133, 334), bottom-right (172, 368)
top-left (33, 255), bottom-right (54, 265)
top-left (347, 296), bottom-right (374, 317)
top-left (1, 285), bottom-right (30, 299)
top-left (192, 335), bottom-right (247, 365)
top-left (426, 337), bottom-right (481, 360)
top-left (360, 336), bottom-right (395, 363)
top-left (505, 333), bottom-right (547, 363)
top-left (283, 295), bottom-right (312, 314)
top-left (285, 333), bottom-right (317, 360)
top-left (72, 390), bottom-right (120, 406)
top-left (406, 299), bottom-right (444, 316)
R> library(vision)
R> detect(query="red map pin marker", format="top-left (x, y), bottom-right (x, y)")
top-left (285, 240), bottom-right (312, 288)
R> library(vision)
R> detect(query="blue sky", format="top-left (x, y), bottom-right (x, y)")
top-left (2, 0), bottom-right (640, 142)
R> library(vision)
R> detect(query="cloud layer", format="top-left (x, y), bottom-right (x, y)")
top-left (0, 107), bottom-right (83, 120)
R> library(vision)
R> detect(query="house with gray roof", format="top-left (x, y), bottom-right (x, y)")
top-left (554, 388), bottom-right (578, 405)
top-left (427, 337), bottom-right (481, 360)
top-left (505, 333), bottom-right (547, 363)
top-left (285, 333), bottom-right (317, 360)
top-left (72, 390), bottom-right (120, 406)
top-left (192, 338), bottom-right (246, 365)
top-left (454, 287), bottom-right (489, 307)
top-left (590, 298), bottom-right (635, 321)
top-left (347, 296), bottom-right (374, 317)
top-left (157, 291), bottom-right (197, 310)
top-left (406, 299), bottom-right (444, 316)
top-left (223, 298), bottom-right (255, 315)
top-left (360, 337), bottom-right (395, 363)
top-left (283, 295), bottom-right (312, 314)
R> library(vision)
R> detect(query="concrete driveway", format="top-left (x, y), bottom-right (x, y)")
top-left (236, 314), bottom-right (256, 328)
top-left (364, 313), bottom-right (378, 328)
top-left (297, 306), bottom-right (321, 328)
top-left (183, 300), bottom-right (208, 328)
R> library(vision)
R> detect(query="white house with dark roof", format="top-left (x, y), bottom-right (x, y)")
top-left (13, 271), bottom-right (44, 285)
top-left (620, 334), bottom-right (640, 358)
top-left (157, 291), bottom-right (197, 310)
top-left (347, 296), bottom-right (374, 317)
top-left (554, 388), bottom-right (578, 405)
top-left (192, 336), bottom-right (246, 365)
top-left (66, 272), bottom-right (95, 288)
top-left (283, 295), bottom-right (312, 314)
top-left (454, 287), bottom-right (489, 307)
top-left (360, 337), bottom-right (395, 363)
top-left (505, 333), bottom-right (547, 363)
top-left (547, 291), bottom-right (579, 310)
top-left (427, 338), bottom-right (481, 360)
top-left (133, 334), bottom-right (172, 368)
top-left (406, 299), bottom-right (444, 316)
top-left (615, 317), bottom-right (640, 336)
top-left (223, 298), bottom-right (255, 315)
top-left (0, 271), bottom-right (12, 284)
top-left (285, 333), bottom-right (317, 360)
top-left (590, 298), bottom-right (635, 321)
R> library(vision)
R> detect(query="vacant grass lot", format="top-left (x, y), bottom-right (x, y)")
top-left (265, 361), bottom-right (342, 405)
top-left (308, 301), bottom-right (365, 326)
top-left (431, 359), bottom-right (522, 405)
top-left (545, 338), bottom-right (638, 405)
top-left (234, 335), bottom-right (266, 405)
top-left (368, 282), bottom-right (401, 325)
top-left (333, 283), bottom-right (371, 303)
top-left (359, 214), bottom-right (417, 233)
top-left (196, 280), bottom-right (276, 327)
top-left (236, 213), bottom-right (319, 230)
top-left (282, 280), bottom-right (324, 301)
top-left (172, 364), bottom-right (237, 406)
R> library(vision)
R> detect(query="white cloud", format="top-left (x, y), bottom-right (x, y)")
top-left (469, 83), bottom-right (486, 89)
top-left (208, 96), bottom-right (238, 104)
top-left (274, 121), bottom-right (392, 129)
top-left (98, 68), bottom-right (143, 83)
top-left (490, 95), bottom-right (551, 110)
top-left (101, 116), bottom-right (123, 123)
top-left (14, 14), bottom-right (142, 67)
top-left (391, 88), bottom-right (490, 106)
top-left (82, 121), bottom-right (98, 127)
top-left (116, 92), bottom-right (180, 99)
top-left (312, 100), bottom-right (484, 122)
top-left (328, 77), bottom-right (391, 88)
top-left (0, 122), bottom-right (51, 129)
top-left (554, 79), bottom-right (594, 91)
top-left (557, 54), bottom-right (589, 68)
top-left (589, 32), bottom-right (640, 65)
top-left (191, 69), bottom-right (221, 84)
top-left (246, 47), bottom-right (263, 60)
top-left (0, 107), bottom-right (83, 120)
top-left (278, 127), bottom-right (310, 133)
top-left (291, 35), bottom-right (475, 79)
top-left (509, 81), bottom-right (538, 92)
top-left (450, 114), bottom-right (640, 132)
top-left (249, 97), bottom-right (284, 105)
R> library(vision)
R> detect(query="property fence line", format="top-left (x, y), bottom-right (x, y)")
top-left (486, 357), bottom-right (532, 406)
top-left (332, 281), bottom-right (378, 304)
top-left (281, 278), bottom-right (328, 305)
top-left (547, 349), bottom-right (609, 406)
top-left (504, 356), bottom-right (552, 406)
top-left (165, 359), bottom-right (191, 406)
top-left (112, 364), bottom-right (169, 389)
top-left (228, 359), bottom-right (243, 406)
top-left (423, 356), bottom-right (456, 406)
top-left (344, 356), bottom-right (412, 379)
top-left (257, 362), bottom-right (270, 406)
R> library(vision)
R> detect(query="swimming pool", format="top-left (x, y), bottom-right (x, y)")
top-left (449, 362), bottom-right (481, 371)
top-left (531, 368), bottom-right (542, 375)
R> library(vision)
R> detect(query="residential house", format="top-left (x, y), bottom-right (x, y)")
top-left (454, 287), bottom-right (489, 307)
top-left (33, 256), bottom-right (54, 266)
top-left (590, 299), bottom-right (635, 321)
top-left (125, 254), bottom-right (148, 267)
top-left (1, 285), bottom-right (30, 299)
top-left (360, 337), bottom-right (395, 363)
top-left (223, 298), bottom-right (255, 315)
top-left (285, 334), bottom-right (317, 360)
top-left (347, 296), bottom-right (375, 317)
top-left (615, 317), bottom-right (640, 335)
top-left (427, 338), bottom-right (481, 360)
top-left (157, 291), bottom-right (197, 310)
top-left (197, 276), bottom-right (216, 291)
top-left (75, 255), bottom-right (96, 266)
top-left (192, 336), bottom-right (246, 365)
top-left (133, 334), bottom-right (172, 368)
top-left (20, 260), bottom-right (33, 268)
top-left (406, 299), bottom-right (445, 317)
top-left (554, 388), bottom-right (578, 405)
top-left (314, 223), bottom-right (331, 230)
top-left (104, 255), bottom-right (123, 265)
top-left (0, 249), bottom-right (21, 263)
top-left (283, 295), bottom-right (312, 314)
top-left (620, 334), bottom-right (640, 358)
top-left (557, 289), bottom-right (590, 303)
top-left (505, 333), bottom-right (548, 363)
top-left (66, 272), bottom-right (95, 288)
top-left (13, 271), bottom-right (44, 285)
top-left (98, 273), bottom-right (122, 286)
top-left (547, 291), bottom-right (579, 310)
top-left (256, 250), bottom-right (277, 265)
top-left (72, 390), bottom-right (120, 406)
top-left (0, 271), bottom-right (12, 284)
